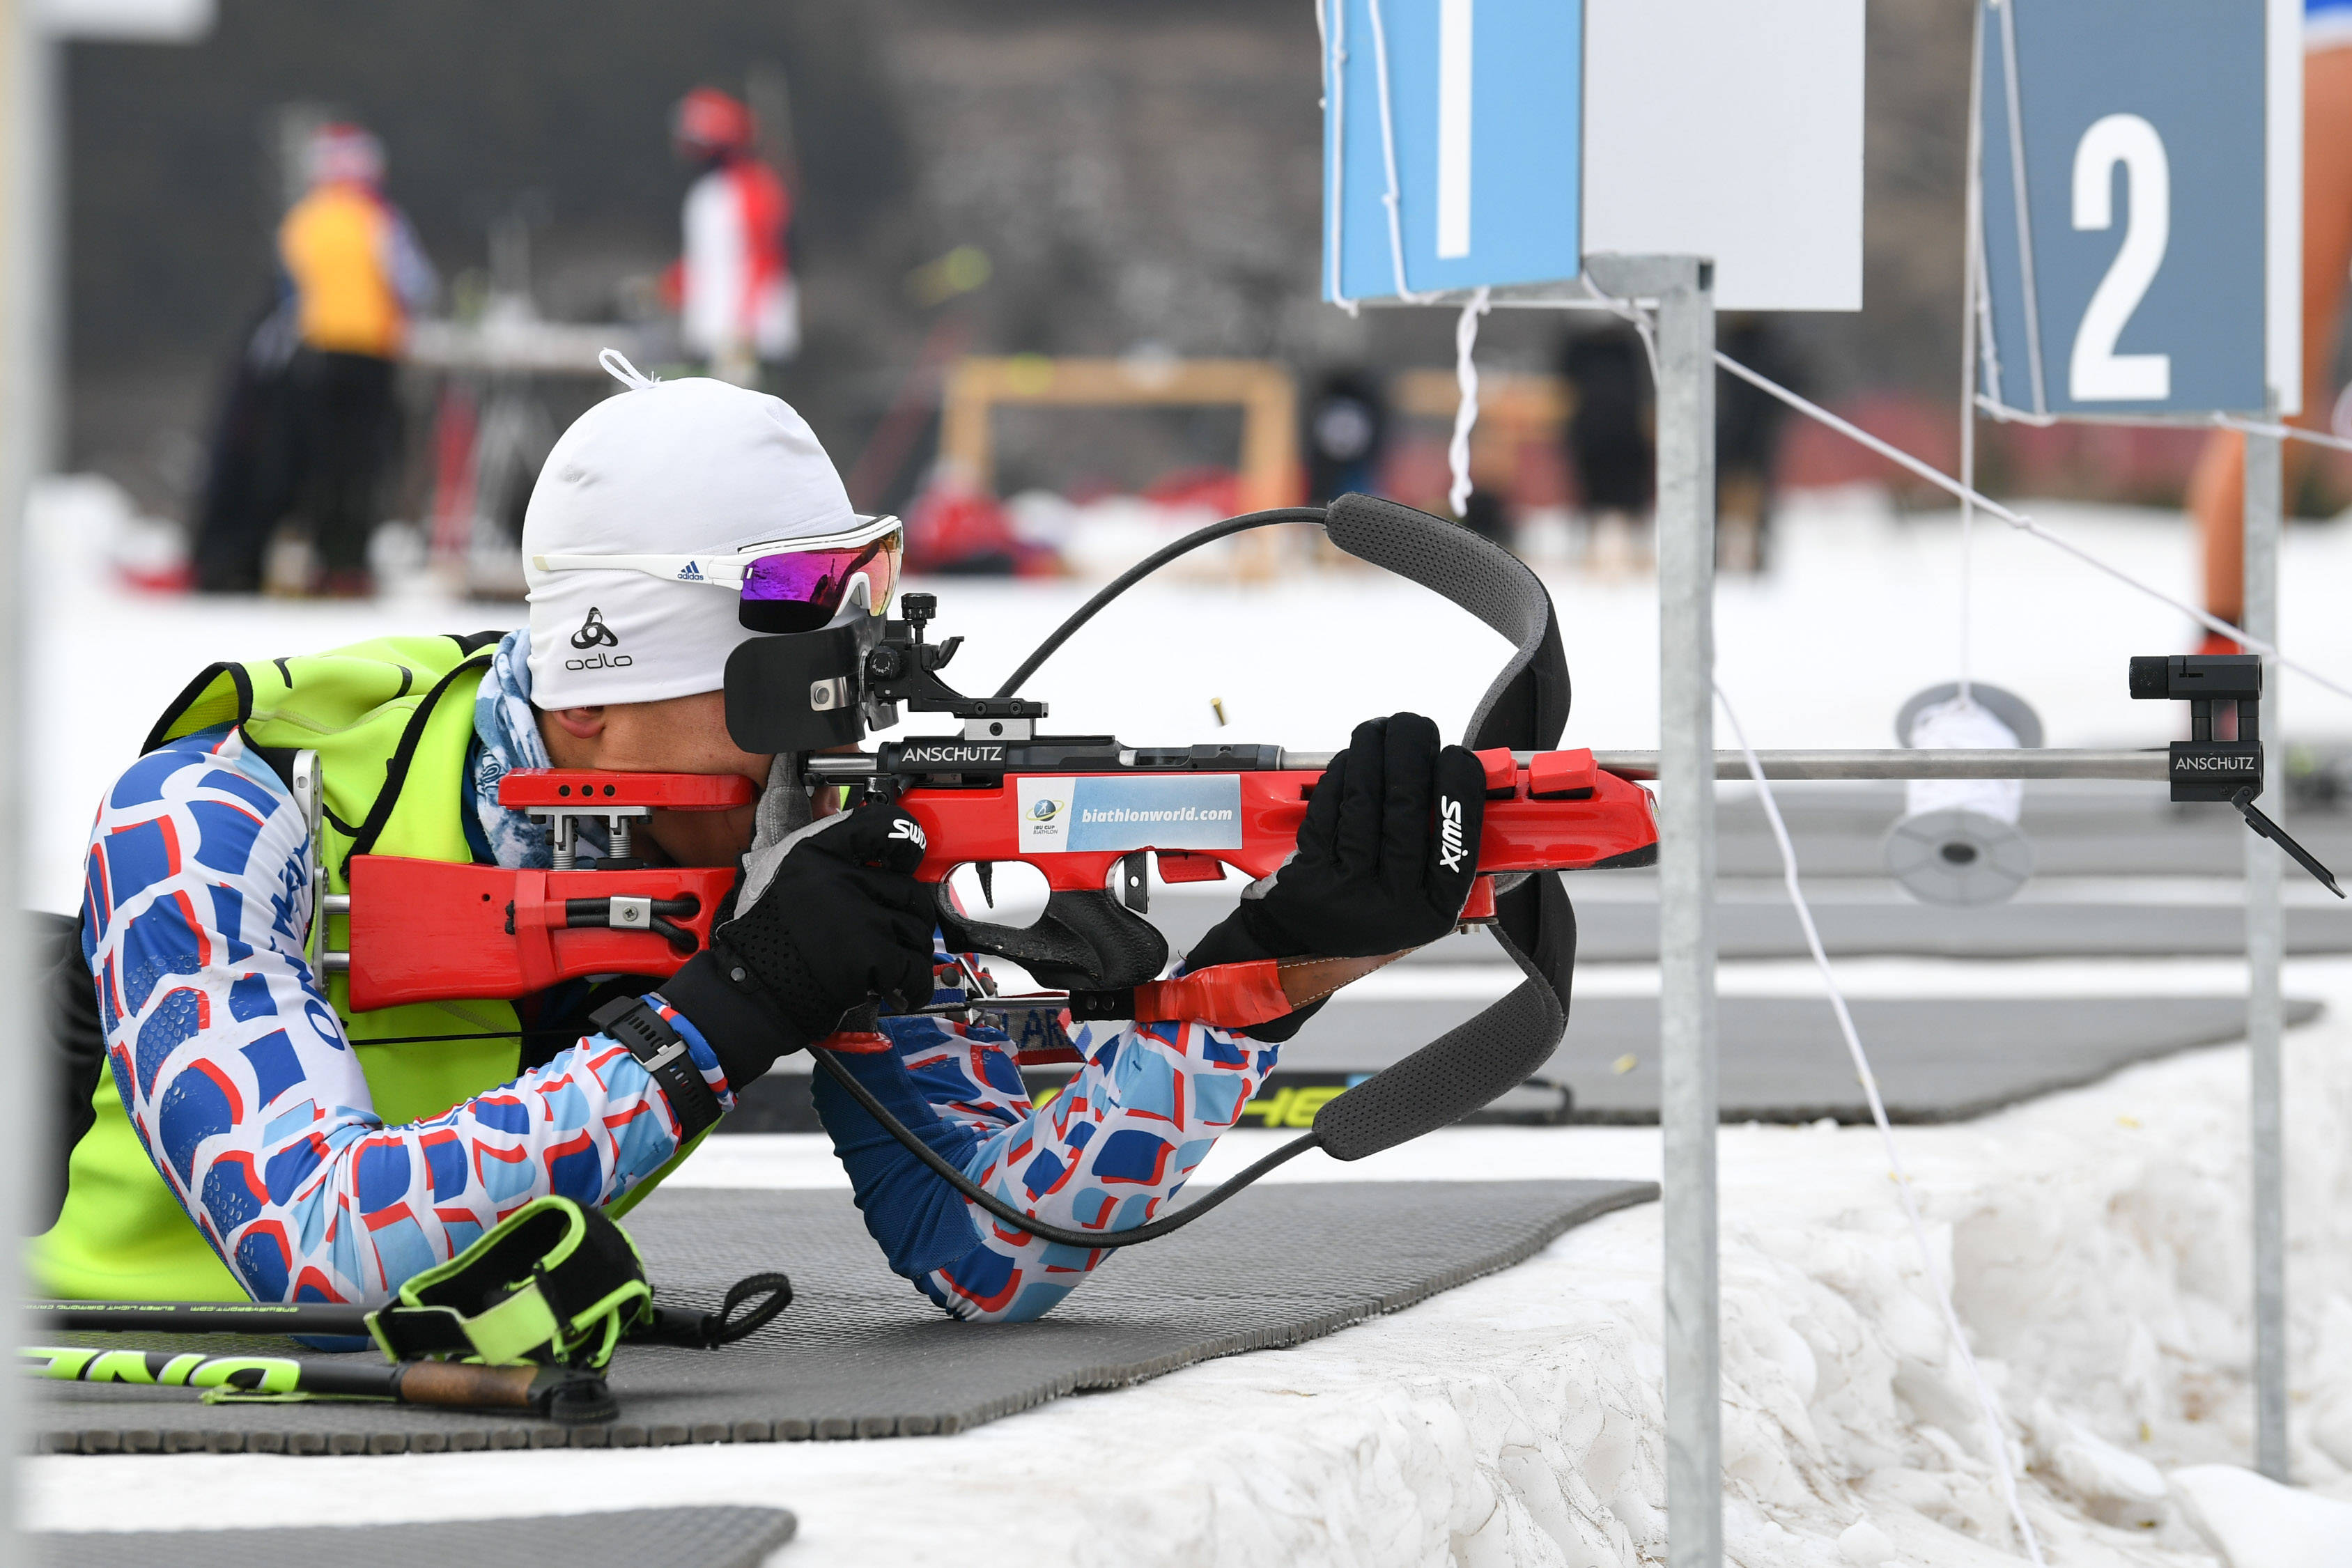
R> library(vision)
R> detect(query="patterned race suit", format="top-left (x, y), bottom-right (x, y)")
top-left (839, 1004), bottom-right (1280, 1323)
top-left (82, 724), bottom-right (734, 1304)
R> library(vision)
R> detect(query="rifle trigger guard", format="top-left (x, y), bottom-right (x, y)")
top-left (932, 885), bottom-right (1168, 991)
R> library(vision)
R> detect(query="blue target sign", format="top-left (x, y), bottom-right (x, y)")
top-left (1976, 0), bottom-right (2299, 417)
top-left (1320, 0), bottom-right (1584, 302)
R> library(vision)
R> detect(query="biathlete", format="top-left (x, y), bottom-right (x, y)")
top-left (40, 363), bottom-right (1478, 1324)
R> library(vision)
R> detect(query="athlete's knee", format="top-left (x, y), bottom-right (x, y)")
top-left (924, 1238), bottom-right (1097, 1323)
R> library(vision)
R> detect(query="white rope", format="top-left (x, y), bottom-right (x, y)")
top-left (1979, 394), bottom-right (2352, 458)
top-left (1447, 286), bottom-right (1491, 517)
top-left (1958, 1), bottom-right (1989, 704)
top-left (1363, 0), bottom-right (1434, 303)
top-left (2219, 410), bottom-right (2352, 458)
top-left (1973, 216), bottom-right (2008, 412)
top-left (1717, 352), bottom-right (2352, 706)
top-left (1570, 285), bottom-right (2352, 703)
top-left (1315, 0), bottom-right (1359, 316)
top-left (1992, 0), bottom-right (2048, 414)
top-left (1716, 683), bottom-right (2048, 1566)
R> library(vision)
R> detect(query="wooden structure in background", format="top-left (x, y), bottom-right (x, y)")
top-left (941, 355), bottom-right (1299, 514)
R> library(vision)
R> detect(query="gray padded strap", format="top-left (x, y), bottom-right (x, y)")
top-left (1313, 495), bottom-right (1579, 1156)
top-left (1322, 492), bottom-right (1569, 752)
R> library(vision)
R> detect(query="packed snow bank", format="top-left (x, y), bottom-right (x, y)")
top-left (33, 978), bottom-right (2352, 1566)
top-left (2168, 1465), bottom-right (2352, 1567)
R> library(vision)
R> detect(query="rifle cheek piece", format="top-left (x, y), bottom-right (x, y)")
top-left (724, 588), bottom-right (1046, 759)
top-left (725, 616), bottom-right (881, 754)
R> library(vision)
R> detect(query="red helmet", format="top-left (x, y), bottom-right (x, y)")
top-left (307, 122), bottom-right (383, 187)
top-left (673, 88), bottom-right (754, 157)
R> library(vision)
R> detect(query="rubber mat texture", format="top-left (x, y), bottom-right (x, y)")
top-left (1275, 995), bottom-right (2321, 1119)
top-left (33, 1179), bottom-right (1654, 1455)
top-left (37, 1506), bottom-right (798, 1568)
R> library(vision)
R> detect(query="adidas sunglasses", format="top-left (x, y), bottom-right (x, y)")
top-left (532, 513), bottom-right (903, 635)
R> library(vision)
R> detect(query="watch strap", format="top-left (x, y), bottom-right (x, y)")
top-left (590, 996), bottom-right (726, 1142)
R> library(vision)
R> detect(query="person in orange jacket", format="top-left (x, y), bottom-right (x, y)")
top-left (275, 122), bottom-right (437, 595)
top-left (2184, 15), bottom-right (2352, 651)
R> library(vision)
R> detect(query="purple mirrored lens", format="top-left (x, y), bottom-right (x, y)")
top-left (741, 548), bottom-right (851, 603)
top-left (740, 535), bottom-right (899, 612)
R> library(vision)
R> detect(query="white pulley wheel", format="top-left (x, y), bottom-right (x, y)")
top-left (1883, 806), bottom-right (2034, 906)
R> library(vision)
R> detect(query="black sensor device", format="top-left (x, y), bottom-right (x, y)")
top-left (2129, 653), bottom-right (2342, 896)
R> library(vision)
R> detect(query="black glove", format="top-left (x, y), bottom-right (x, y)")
top-left (660, 803), bottom-right (937, 1090)
top-left (1185, 712), bottom-right (1485, 1040)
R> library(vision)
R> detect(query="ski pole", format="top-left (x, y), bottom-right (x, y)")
top-left (34, 1300), bottom-right (370, 1337)
top-left (22, 1345), bottom-right (617, 1423)
top-left (31, 1284), bottom-right (791, 1354)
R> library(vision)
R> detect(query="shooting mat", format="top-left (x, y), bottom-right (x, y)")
top-left (1278, 995), bottom-right (2321, 1121)
top-left (728, 994), bottom-right (2316, 1132)
top-left (32, 1179), bottom-right (1655, 1456)
top-left (37, 1507), bottom-right (797, 1568)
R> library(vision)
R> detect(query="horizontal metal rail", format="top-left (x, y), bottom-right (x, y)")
top-left (809, 747), bottom-right (2169, 783)
top-left (1591, 748), bottom-right (2167, 782)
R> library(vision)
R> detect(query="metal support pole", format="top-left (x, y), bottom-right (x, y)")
top-left (2244, 414), bottom-right (2288, 1482)
top-left (0, 0), bottom-right (35, 1551)
top-left (1591, 251), bottom-right (1718, 1567)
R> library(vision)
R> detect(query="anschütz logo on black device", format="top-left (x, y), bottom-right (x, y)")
top-left (567, 607), bottom-right (632, 670)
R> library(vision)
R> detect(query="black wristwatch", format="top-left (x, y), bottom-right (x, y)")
top-left (590, 996), bottom-right (726, 1141)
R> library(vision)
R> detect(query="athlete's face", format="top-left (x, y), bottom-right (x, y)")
top-left (538, 691), bottom-right (771, 866)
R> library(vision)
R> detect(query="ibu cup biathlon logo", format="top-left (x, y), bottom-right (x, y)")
top-left (566, 607), bottom-right (632, 671)
top-left (1026, 795), bottom-right (1067, 841)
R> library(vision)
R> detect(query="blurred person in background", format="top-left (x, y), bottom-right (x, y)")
top-left (1559, 325), bottom-right (1653, 575)
top-left (671, 87), bottom-right (799, 387)
top-left (193, 122), bottom-right (435, 596)
top-left (2184, 8), bottom-right (2352, 652)
top-left (1303, 368), bottom-right (1389, 504)
top-left (189, 293), bottom-right (303, 593)
top-left (279, 121), bottom-right (435, 596)
top-left (903, 457), bottom-right (1058, 576)
top-left (1715, 314), bottom-right (1799, 575)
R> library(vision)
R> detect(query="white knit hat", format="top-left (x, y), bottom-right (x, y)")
top-left (523, 359), bottom-right (855, 708)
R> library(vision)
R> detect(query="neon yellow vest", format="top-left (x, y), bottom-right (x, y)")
top-left (40, 633), bottom-right (545, 1298)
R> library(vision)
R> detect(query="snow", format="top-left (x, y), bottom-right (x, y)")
top-left (28, 478), bottom-right (2352, 1564)
top-left (2166, 1466), bottom-right (2352, 1568)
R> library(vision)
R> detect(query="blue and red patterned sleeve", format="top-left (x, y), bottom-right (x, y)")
top-left (82, 727), bottom-right (732, 1304)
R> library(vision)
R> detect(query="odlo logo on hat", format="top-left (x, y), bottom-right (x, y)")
top-left (566, 607), bottom-right (633, 671)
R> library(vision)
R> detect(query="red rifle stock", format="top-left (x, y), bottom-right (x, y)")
top-left (329, 752), bottom-right (1655, 1014)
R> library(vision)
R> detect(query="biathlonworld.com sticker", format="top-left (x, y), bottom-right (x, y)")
top-left (1014, 775), bottom-right (1244, 853)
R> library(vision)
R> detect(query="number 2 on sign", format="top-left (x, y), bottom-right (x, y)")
top-left (2070, 112), bottom-right (2171, 402)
